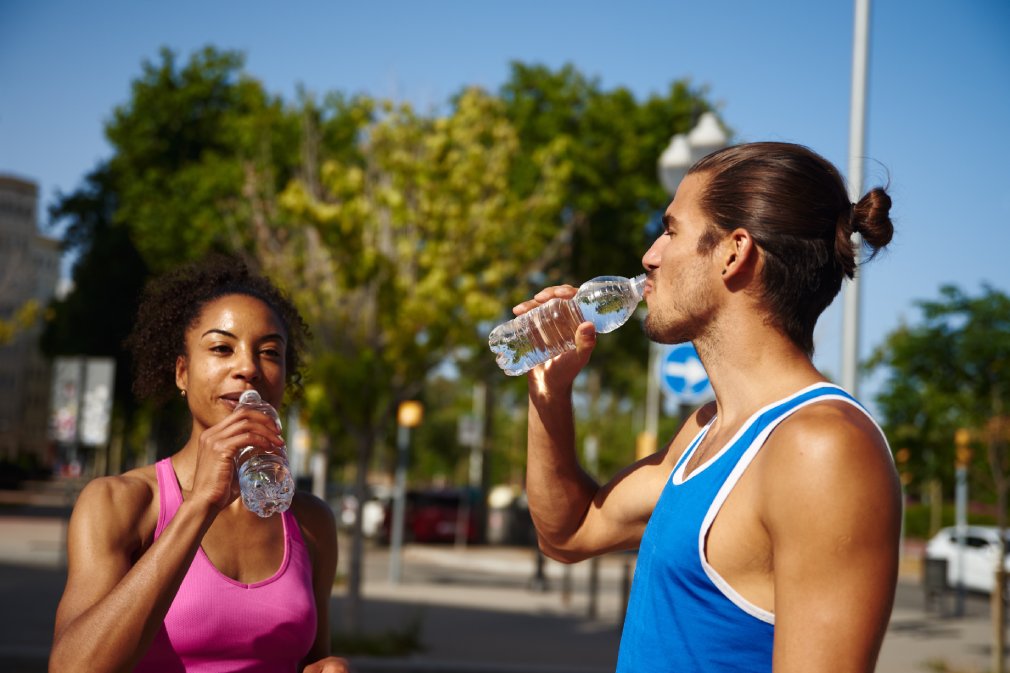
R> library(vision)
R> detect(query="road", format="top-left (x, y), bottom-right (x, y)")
top-left (0, 509), bottom-right (1000, 673)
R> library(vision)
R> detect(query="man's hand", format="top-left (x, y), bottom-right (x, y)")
top-left (513, 284), bottom-right (596, 392)
top-left (303, 655), bottom-right (352, 672)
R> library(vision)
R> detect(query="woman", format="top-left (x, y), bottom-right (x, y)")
top-left (50, 256), bottom-right (350, 673)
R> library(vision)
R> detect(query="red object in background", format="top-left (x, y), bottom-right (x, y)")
top-left (383, 489), bottom-right (478, 544)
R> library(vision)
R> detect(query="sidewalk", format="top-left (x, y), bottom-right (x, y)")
top-left (336, 542), bottom-right (1001, 673)
top-left (0, 507), bottom-right (1002, 673)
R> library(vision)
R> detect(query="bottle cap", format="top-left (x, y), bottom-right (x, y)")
top-left (239, 390), bottom-right (262, 405)
top-left (630, 274), bottom-right (647, 300)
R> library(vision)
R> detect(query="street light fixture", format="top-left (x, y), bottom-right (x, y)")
top-left (640, 113), bottom-right (728, 459)
top-left (657, 112), bottom-right (728, 198)
top-left (389, 400), bottom-right (424, 583)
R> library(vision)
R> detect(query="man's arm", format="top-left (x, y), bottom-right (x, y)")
top-left (526, 368), bottom-right (676, 562)
top-left (761, 402), bottom-right (901, 673)
top-left (518, 285), bottom-right (702, 562)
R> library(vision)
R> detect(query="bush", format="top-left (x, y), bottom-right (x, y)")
top-left (903, 502), bottom-right (997, 539)
top-left (331, 613), bottom-right (424, 657)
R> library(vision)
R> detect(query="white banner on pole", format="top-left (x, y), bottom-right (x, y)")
top-left (49, 356), bottom-right (116, 446)
top-left (80, 358), bottom-right (115, 446)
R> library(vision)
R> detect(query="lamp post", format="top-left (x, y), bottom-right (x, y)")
top-left (389, 400), bottom-right (424, 584)
top-left (642, 113), bottom-right (728, 454)
top-left (841, 0), bottom-right (872, 397)
top-left (954, 428), bottom-right (972, 617)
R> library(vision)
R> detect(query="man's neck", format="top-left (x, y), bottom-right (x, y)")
top-left (694, 322), bottom-right (826, 429)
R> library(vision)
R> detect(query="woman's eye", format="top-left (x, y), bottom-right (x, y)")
top-left (210, 345), bottom-right (232, 354)
top-left (261, 348), bottom-right (282, 358)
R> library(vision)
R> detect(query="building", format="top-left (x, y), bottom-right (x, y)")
top-left (0, 174), bottom-right (61, 466)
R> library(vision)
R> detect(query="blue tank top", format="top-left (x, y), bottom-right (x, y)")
top-left (616, 383), bottom-right (880, 672)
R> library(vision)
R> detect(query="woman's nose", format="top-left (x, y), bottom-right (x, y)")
top-left (233, 349), bottom-right (260, 380)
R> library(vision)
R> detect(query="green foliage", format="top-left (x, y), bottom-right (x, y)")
top-left (497, 63), bottom-right (719, 397)
top-left (266, 86), bottom-right (571, 452)
top-left (867, 284), bottom-right (1010, 499)
top-left (106, 46), bottom-right (298, 270)
top-left (902, 502), bottom-right (996, 540)
top-left (40, 164), bottom-right (152, 462)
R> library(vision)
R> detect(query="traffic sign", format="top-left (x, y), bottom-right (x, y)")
top-left (657, 343), bottom-right (711, 402)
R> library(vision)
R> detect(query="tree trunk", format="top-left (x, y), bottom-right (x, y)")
top-left (342, 429), bottom-right (373, 633)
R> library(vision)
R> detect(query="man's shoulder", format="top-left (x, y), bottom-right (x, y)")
top-left (776, 396), bottom-right (886, 451)
top-left (759, 397), bottom-right (897, 501)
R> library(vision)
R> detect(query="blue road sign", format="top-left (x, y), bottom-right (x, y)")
top-left (658, 343), bottom-right (711, 402)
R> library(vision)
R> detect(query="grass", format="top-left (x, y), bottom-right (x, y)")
top-left (331, 611), bottom-right (425, 657)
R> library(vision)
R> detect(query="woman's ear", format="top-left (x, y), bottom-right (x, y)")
top-left (175, 355), bottom-right (189, 395)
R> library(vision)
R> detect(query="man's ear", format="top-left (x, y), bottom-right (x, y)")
top-left (720, 228), bottom-right (756, 279)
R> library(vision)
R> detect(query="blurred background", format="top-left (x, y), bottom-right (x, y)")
top-left (0, 1), bottom-right (1008, 671)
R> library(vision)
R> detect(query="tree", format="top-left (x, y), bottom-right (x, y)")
top-left (40, 164), bottom-right (153, 470)
top-left (867, 285), bottom-right (1010, 500)
top-left (106, 46), bottom-right (298, 269)
top-left (251, 88), bottom-right (571, 630)
top-left (867, 284), bottom-right (1010, 669)
top-left (497, 63), bottom-right (720, 471)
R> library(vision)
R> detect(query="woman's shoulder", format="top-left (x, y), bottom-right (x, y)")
top-left (291, 492), bottom-right (336, 533)
top-left (77, 464), bottom-right (158, 507)
top-left (70, 464), bottom-right (161, 547)
top-left (290, 492), bottom-right (337, 552)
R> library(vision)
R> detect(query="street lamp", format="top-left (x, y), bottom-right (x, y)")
top-left (389, 400), bottom-right (424, 584)
top-left (640, 113), bottom-right (728, 458)
top-left (658, 112), bottom-right (729, 197)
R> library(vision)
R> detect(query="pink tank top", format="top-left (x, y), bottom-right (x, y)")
top-left (135, 458), bottom-right (317, 672)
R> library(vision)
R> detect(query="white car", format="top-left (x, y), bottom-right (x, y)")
top-left (925, 525), bottom-right (1010, 594)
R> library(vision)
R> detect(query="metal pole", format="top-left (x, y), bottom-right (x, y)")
top-left (645, 341), bottom-right (660, 445)
top-left (389, 423), bottom-right (409, 583)
top-left (955, 464), bottom-right (968, 616)
top-left (841, 0), bottom-right (871, 396)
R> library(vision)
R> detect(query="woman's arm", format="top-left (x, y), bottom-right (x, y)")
top-left (50, 407), bottom-right (287, 673)
top-left (295, 493), bottom-right (350, 673)
top-left (50, 474), bottom-right (216, 672)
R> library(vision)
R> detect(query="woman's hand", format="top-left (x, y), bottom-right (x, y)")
top-left (190, 406), bottom-right (286, 512)
top-left (302, 655), bottom-right (352, 672)
top-left (512, 284), bottom-right (597, 393)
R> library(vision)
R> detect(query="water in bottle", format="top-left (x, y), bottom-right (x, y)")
top-left (234, 390), bottom-right (294, 517)
top-left (488, 274), bottom-right (647, 376)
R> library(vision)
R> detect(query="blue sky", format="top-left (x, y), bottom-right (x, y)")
top-left (1, 0), bottom-right (1008, 404)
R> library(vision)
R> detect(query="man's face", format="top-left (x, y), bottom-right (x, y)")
top-left (640, 172), bottom-right (723, 345)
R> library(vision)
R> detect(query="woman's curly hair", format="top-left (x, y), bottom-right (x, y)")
top-left (124, 254), bottom-right (310, 403)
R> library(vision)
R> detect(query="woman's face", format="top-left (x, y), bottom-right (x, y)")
top-left (175, 293), bottom-right (288, 431)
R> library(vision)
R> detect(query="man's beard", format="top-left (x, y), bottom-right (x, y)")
top-left (643, 288), bottom-right (715, 346)
top-left (644, 311), bottom-right (698, 345)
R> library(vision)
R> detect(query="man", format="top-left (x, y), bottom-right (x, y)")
top-left (520, 142), bottom-right (901, 672)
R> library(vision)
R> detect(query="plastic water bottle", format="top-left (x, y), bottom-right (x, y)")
top-left (234, 390), bottom-right (294, 517)
top-left (489, 274), bottom-right (647, 376)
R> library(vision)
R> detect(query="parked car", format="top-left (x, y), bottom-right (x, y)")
top-left (381, 488), bottom-right (478, 544)
top-left (331, 485), bottom-right (391, 539)
top-left (925, 525), bottom-right (1010, 594)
